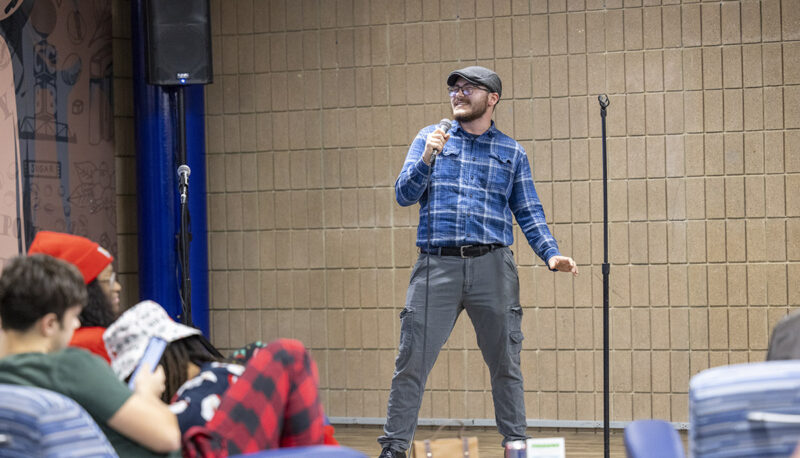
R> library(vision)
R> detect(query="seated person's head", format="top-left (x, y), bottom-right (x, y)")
top-left (0, 255), bottom-right (87, 351)
top-left (104, 301), bottom-right (223, 402)
top-left (28, 231), bottom-right (121, 327)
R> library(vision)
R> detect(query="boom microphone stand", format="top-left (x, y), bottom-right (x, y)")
top-left (598, 94), bottom-right (611, 458)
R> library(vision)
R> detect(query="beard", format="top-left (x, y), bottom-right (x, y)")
top-left (452, 95), bottom-right (489, 122)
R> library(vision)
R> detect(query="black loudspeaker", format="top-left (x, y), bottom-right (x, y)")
top-left (145, 0), bottom-right (213, 86)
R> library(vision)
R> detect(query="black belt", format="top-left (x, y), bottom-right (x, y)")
top-left (420, 244), bottom-right (504, 258)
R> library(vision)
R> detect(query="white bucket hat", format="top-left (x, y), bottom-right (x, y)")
top-left (103, 300), bottom-right (200, 380)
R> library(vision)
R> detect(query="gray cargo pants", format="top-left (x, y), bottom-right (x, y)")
top-left (378, 247), bottom-right (527, 452)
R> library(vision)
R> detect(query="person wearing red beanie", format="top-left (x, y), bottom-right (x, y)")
top-left (27, 231), bottom-right (122, 362)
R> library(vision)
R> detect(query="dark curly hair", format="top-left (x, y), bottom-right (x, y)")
top-left (157, 334), bottom-right (225, 403)
top-left (77, 279), bottom-right (117, 327)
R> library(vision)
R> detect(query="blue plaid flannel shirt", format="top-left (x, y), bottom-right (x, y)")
top-left (395, 121), bottom-right (560, 265)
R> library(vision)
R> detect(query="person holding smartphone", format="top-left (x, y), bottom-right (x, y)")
top-left (105, 300), bottom-right (332, 456)
top-left (0, 255), bottom-right (180, 457)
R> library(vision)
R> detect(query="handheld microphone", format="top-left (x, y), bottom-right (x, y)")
top-left (177, 164), bottom-right (191, 204)
top-left (430, 118), bottom-right (452, 167)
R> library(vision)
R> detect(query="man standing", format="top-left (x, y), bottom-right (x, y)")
top-left (378, 67), bottom-right (578, 458)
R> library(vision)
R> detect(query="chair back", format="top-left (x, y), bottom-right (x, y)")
top-left (624, 419), bottom-right (685, 458)
top-left (691, 361), bottom-right (800, 457)
top-left (0, 384), bottom-right (117, 457)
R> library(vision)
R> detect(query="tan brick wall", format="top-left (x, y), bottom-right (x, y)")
top-left (113, 0), bottom-right (800, 423)
top-left (113, 0), bottom-right (141, 311)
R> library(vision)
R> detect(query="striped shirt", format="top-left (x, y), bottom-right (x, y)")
top-left (395, 121), bottom-right (560, 265)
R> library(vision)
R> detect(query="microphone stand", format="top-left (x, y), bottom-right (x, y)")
top-left (175, 86), bottom-right (192, 326)
top-left (598, 94), bottom-right (611, 458)
top-left (419, 146), bottom-right (439, 439)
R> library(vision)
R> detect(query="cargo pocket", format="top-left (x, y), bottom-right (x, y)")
top-left (395, 307), bottom-right (416, 371)
top-left (508, 305), bottom-right (524, 365)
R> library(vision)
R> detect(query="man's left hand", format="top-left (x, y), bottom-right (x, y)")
top-left (548, 256), bottom-right (578, 276)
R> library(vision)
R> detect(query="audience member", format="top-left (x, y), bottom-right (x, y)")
top-left (105, 300), bottom-right (328, 456)
top-left (0, 255), bottom-right (181, 456)
top-left (766, 309), bottom-right (800, 360)
top-left (104, 301), bottom-right (224, 410)
top-left (27, 231), bottom-right (122, 362)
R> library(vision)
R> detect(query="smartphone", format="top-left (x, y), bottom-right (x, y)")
top-left (127, 336), bottom-right (167, 390)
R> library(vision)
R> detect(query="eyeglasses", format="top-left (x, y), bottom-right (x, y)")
top-left (98, 271), bottom-right (116, 289)
top-left (448, 85), bottom-right (487, 98)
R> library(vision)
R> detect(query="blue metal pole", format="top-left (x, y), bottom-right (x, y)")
top-left (130, 0), bottom-right (209, 336)
top-left (131, 0), bottom-right (179, 319)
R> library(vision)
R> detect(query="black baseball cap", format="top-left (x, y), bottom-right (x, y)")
top-left (446, 66), bottom-right (502, 98)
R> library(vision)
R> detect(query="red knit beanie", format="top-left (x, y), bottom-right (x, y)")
top-left (27, 231), bottom-right (113, 284)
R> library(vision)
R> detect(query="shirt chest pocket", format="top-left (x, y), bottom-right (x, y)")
top-left (487, 151), bottom-right (514, 196)
top-left (433, 146), bottom-right (461, 181)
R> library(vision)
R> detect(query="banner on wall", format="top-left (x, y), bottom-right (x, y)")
top-left (0, 0), bottom-right (116, 264)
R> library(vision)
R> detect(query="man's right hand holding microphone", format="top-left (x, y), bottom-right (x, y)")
top-left (422, 119), bottom-right (452, 165)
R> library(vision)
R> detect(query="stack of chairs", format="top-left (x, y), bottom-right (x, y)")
top-left (624, 360), bottom-right (800, 458)
top-left (689, 361), bottom-right (800, 457)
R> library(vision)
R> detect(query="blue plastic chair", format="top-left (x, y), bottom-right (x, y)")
top-left (0, 384), bottom-right (117, 457)
top-left (624, 419), bottom-right (685, 458)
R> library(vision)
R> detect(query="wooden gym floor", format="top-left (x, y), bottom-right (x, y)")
top-left (334, 424), bottom-right (690, 457)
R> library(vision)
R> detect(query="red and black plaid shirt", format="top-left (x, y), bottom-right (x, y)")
top-left (182, 338), bottom-right (325, 457)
